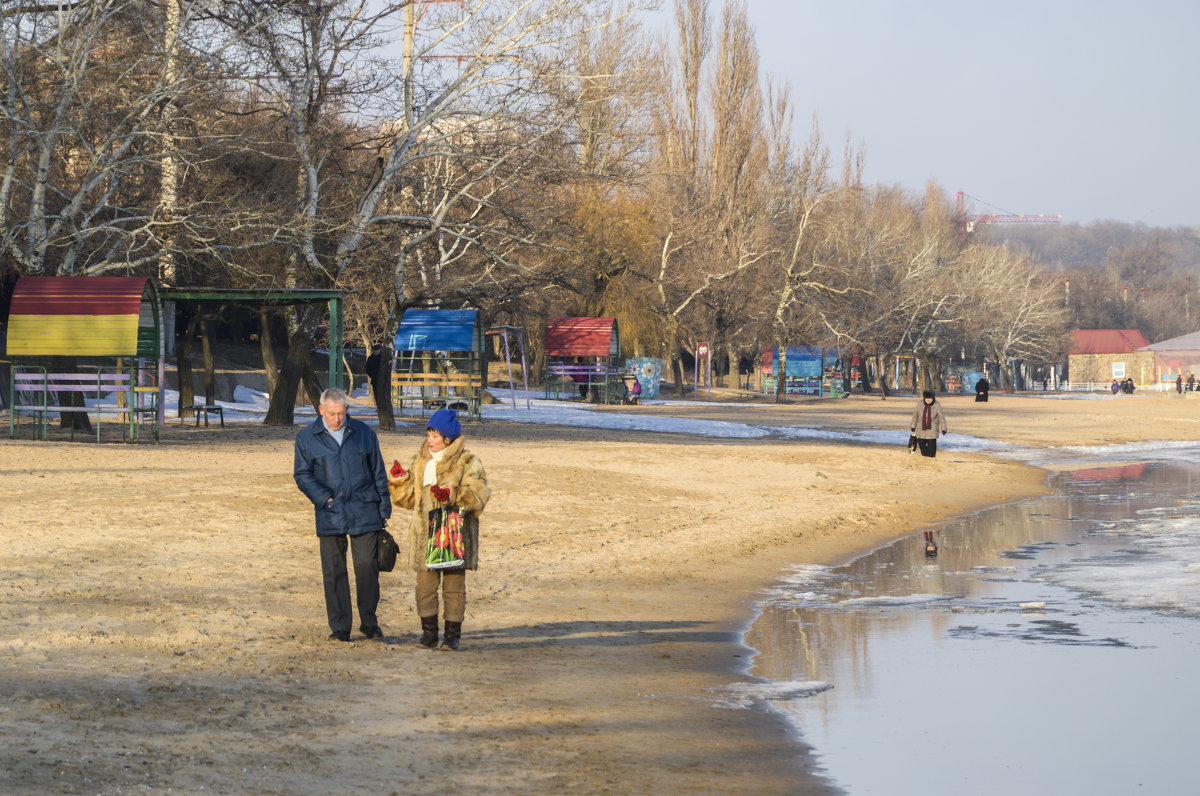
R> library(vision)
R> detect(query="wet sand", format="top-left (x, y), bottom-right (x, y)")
top-left (0, 392), bottom-right (1194, 793)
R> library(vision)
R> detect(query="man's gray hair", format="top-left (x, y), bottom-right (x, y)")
top-left (320, 388), bottom-right (349, 407)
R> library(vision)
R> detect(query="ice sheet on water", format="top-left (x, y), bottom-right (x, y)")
top-left (947, 619), bottom-right (1135, 647)
top-left (1001, 439), bottom-right (1200, 467)
top-left (838, 593), bottom-right (954, 608)
top-left (710, 680), bottom-right (834, 709)
top-left (1039, 513), bottom-right (1200, 618)
top-left (758, 564), bottom-right (860, 607)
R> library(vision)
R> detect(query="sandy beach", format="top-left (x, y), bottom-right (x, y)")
top-left (1, 392), bottom-right (1195, 794)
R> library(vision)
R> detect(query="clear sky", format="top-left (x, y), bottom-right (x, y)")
top-left (658, 1), bottom-right (1200, 229)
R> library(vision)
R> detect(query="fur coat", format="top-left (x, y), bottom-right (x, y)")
top-left (387, 436), bottom-right (490, 571)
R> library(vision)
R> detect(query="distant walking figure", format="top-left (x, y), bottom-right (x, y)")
top-left (974, 377), bottom-right (989, 403)
top-left (909, 390), bottom-right (948, 458)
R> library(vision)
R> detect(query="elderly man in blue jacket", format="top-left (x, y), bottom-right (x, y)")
top-left (294, 388), bottom-right (392, 642)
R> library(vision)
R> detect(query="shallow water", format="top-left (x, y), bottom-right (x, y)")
top-left (747, 457), bottom-right (1200, 795)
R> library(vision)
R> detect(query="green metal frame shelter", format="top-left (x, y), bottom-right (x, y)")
top-left (158, 288), bottom-right (348, 396)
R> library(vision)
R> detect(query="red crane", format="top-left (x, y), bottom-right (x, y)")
top-left (956, 191), bottom-right (1061, 236)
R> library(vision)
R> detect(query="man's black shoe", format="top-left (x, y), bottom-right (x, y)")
top-left (362, 626), bottom-right (384, 640)
top-left (329, 631), bottom-right (351, 642)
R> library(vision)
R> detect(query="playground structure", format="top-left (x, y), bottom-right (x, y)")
top-left (485, 325), bottom-right (531, 410)
top-left (158, 286), bottom-right (349, 409)
top-left (391, 308), bottom-right (484, 421)
top-left (543, 316), bottom-right (623, 404)
top-left (7, 276), bottom-right (163, 442)
top-left (762, 346), bottom-right (844, 397)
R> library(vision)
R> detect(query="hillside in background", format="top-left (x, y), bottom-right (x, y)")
top-left (981, 221), bottom-right (1200, 275)
top-left (980, 222), bottom-right (1200, 342)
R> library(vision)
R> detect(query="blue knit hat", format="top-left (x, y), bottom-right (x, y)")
top-left (427, 408), bottom-right (461, 441)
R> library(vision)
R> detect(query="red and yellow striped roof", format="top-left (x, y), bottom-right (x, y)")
top-left (6, 276), bottom-right (153, 356)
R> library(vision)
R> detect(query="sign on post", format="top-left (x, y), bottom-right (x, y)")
top-left (694, 343), bottom-right (712, 401)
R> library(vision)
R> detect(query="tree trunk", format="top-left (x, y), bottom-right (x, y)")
top-left (259, 309), bottom-right (279, 395)
top-left (373, 345), bottom-right (396, 431)
top-left (177, 313), bottom-right (201, 419)
top-left (873, 353), bottom-right (890, 399)
top-left (374, 302), bottom-right (406, 432)
top-left (265, 305), bottom-right (322, 425)
top-left (991, 348), bottom-right (1009, 391)
top-left (773, 335), bottom-right (788, 404)
top-left (200, 319), bottom-right (216, 404)
top-left (665, 327), bottom-right (686, 397)
top-left (856, 353), bottom-right (872, 394)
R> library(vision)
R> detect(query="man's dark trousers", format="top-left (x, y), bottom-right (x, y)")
top-left (320, 532), bottom-right (380, 635)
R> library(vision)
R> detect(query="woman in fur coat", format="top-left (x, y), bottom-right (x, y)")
top-left (387, 408), bottom-right (490, 650)
top-left (909, 390), bottom-right (948, 458)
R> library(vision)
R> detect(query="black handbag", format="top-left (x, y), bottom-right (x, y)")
top-left (377, 528), bottom-right (399, 572)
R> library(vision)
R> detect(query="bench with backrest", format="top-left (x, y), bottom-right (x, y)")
top-left (9, 367), bottom-right (158, 442)
top-left (391, 371), bottom-right (482, 420)
top-left (544, 363), bottom-right (623, 403)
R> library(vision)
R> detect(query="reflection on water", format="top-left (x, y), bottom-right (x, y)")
top-left (748, 461), bottom-right (1200, 796)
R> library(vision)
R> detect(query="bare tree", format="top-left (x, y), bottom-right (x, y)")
top-left (641, 0), bottom-right (776, 394)
top-left (0, 0), bottom-right (228, 276)
top-left (956, 243), bottom-right (1069, 391)
top-left (208, 0), bottom-right (626, 425)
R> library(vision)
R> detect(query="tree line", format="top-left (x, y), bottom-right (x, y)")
top-left (983, 222), bottom-right (1200, 344)
top-left (1, 0), bottom-right (1072, 423)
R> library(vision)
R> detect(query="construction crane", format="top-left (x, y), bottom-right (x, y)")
top-left (956, 191), bottom-right (1062, 236)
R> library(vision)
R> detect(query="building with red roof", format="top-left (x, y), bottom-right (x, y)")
top-left (1067, 329), bottom-right (1153, 387)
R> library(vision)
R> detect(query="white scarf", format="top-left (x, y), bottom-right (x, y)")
top-left (423, 447), bottom-right (446, 486)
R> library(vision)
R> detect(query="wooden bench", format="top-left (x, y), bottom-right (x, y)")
top-left (545, 363), bottom-right (624, 403)
top-left (391, 372), bottom-right (482, 420)
top-left (9, 367), bottom-right (159, 442)
top-left (179, 403), bottom-right (225, 427)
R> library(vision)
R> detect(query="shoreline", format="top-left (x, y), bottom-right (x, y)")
top-left (1, 395), bottom-right (1193, 793)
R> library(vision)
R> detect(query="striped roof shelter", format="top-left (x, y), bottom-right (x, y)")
top-left (544, 317), bottom-right (619, 358)
top-left (6, 276), bottom-right (161, 357)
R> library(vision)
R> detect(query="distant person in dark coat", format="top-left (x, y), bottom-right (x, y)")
top-left (974, 377), bottom-right (989, 403)
top-left (365, 344), bottom-right (389, 408)
top-left (1177, 375), bottom-right (1184, 394)
top-left (909, 390), bottom-right (948, 458)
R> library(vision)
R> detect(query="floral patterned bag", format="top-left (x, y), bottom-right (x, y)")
top-left (425, 504), bottom-right (466, 569)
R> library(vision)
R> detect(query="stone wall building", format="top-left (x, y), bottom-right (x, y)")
top-left (1067, 329), bottom-right (1152, 387)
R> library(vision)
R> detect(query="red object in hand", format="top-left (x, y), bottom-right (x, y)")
top-left (430, 485), bottom-right (450, 503)
top-left (390, 459), bottom-right (405, 477)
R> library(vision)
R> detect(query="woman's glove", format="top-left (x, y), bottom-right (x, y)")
top-left (390, 459), bottom-right (406, 477)
top-left (430, 485), bottom-right (451, 503)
